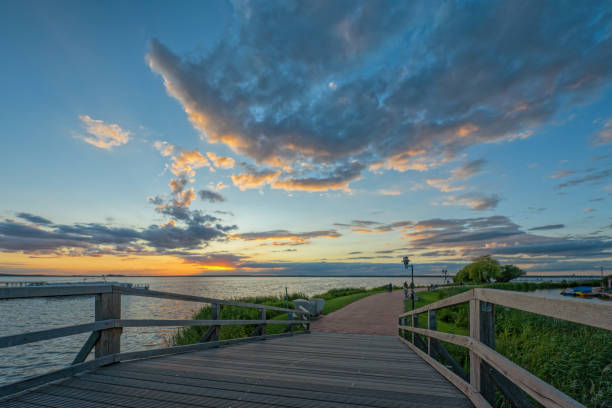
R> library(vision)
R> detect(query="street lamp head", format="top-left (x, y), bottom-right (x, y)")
top-left (402, 256), bottom-right (410, 268)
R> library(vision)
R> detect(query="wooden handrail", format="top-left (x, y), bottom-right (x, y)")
top-left (397, 288), bottom-right (609, 408)
top-left (0, 318), bottom-right (305, 349)
top-left (400, 288), bottom-right (612, 331)
top-left (0, 284), bottom-right (113, 299)
top-left (115, 286), bottom-right (308, 314)
top-left (398, 288), bottom-right (474, 317)
top-left (0, 284), bottom-right (308, 315)
top-left (0, 320), bottom-right (115, 349)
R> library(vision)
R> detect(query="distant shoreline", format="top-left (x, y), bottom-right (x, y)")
top-left (0, 273), bottom-right (603, 278)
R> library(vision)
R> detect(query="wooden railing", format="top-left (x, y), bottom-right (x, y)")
top-left (0, 284), bottom-right (310, 397)
top-left (397, 288), bottom-right (612, 408)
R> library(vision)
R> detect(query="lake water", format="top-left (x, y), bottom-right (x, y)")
top-left (0, 275), bottom-right (444, 386)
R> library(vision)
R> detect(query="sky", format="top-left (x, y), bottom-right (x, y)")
top-left (0, 0), bottom-right (611, 276)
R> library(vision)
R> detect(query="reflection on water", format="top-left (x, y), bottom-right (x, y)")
top-left (0, 275), bottom-right (443, 385)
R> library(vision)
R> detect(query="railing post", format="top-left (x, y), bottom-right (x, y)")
top-left (211, 303), bottom-right (220, 342)
top-left (480, 301), bottom-right (496, 404)
top-left (427, 310), bottom-right (436, 355)
top-left (469, 299), bottom-right (481, 392)
top-left (412, 313), bottom-right (418, 344)
top-left (94, 291), bottom-right (121, 358)
top-left (259, 308), bottom-right (266, 336)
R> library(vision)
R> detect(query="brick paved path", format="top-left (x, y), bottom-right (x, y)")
top-left (310, 289), bottom-right (417, 336)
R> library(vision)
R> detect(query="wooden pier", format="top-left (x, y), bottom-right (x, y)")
top-left (1, 285), bottom-right (610, 407)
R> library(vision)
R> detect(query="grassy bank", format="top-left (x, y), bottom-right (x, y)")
top-left (174, 285), bottom-right (390, 345)
top-left (405, 282), bottom-right (611, 407)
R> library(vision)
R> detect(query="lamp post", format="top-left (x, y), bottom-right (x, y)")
top-left (442, 267), bottom-right (448, 284)
top-left (402, 256), bottom-right (415, 311)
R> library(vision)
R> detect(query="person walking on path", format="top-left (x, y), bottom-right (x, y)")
top-left (403, 281), bottom-right (409, 299)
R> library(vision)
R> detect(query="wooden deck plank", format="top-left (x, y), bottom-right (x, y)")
top-left (3, 333), bottom-right (473, 407)
top-left (87, 369), bottom-right (469, 408)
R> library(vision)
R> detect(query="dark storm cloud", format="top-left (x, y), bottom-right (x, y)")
top-left (16, 213), bottom-right (53, 225)
top-left (147, 0), bottom-right (612, 192)
top-left (528, 224), bottom-right (565, 231)
top-left (198, 190), bottom-right (226, 203)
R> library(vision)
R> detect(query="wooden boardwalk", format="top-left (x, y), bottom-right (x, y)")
top-left (2, 332), bottom-right (472, 408)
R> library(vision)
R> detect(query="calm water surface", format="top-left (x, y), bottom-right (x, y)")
top-left (0, 276), bottom-right (443, 385)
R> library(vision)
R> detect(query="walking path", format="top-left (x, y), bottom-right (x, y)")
top-left (311, 289), bottom-right (424, 336)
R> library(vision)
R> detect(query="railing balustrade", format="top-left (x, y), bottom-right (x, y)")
top-left (398, 288), bottom-right (611, 408)
top-left (0, 284), bottom-right (310, 397)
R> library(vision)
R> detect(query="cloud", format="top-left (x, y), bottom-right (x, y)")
top-left (231, 229), bottom-right (341, 245)
top-left (557, 169), bottom-right (612, 188)
top-left (0, 213), bottom-right (233, 255)
top-left (335, 219), bottom-right (412, 234)
top-left (450, 159), bottom-right (487, 180)
top-left (147, 1), bottom-right (611, 191)
top-left (231, 167), bottom-right (282, 190)
top-left (584, 207), bottom-right (595, 213)
top-left (443, 193), bottom-right (500, 211)
top-left (548, 169), bottom-right (575, 179)
top-left (16, 213), bottom-right (52, 225)
top-left (153, 141), bottom-right (175, 157)
top-left (171, 149), bottom-right (211, 176)
top-left (406, 216), bottom-right (522, 248)
top-left (378, 189), bottom-right (401, 196)
top-left (528, 224), bottom-right (565, 231)
top-left (426, 178), bottom-right (466, 192)
top-left (271, 162), bottom-right (364, 192)
top-left (78, 115), bottom-right (130, 150)
top-left (206, 152), bottom-right (235, 169)
top-left (591, 118), bottom-right (612, 145)
top-left (198, 189), bottom-right (226, 203)
top-left (401, 215), bottom-right (612, 265)
top-left (180, 253), bottom-right (246, 268)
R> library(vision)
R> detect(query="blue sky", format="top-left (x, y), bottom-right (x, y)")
top-left (0, 0), bottom-right (611, 276)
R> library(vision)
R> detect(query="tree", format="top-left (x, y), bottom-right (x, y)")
top-left (454, 255), bottom-right (501, 283)
top-left (497, 264), bottom-right (525, 282)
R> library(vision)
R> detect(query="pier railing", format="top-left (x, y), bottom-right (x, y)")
top-left (398, 288), bottom-right (611, 408)
top-left (0, 284), bottom-right (310, 397)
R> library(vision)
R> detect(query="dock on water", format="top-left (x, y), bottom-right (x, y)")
top-left (0, 284), bottom-right (610, 407)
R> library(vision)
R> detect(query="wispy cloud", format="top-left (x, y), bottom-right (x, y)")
top-left (78, 115), bottom-right (129, 150)
top-left (591, 118), bottom-right (612, 145)
top-left (334, 219), bottom-right (412, 234)
top-left (528, 224), bottom-right (564, 231)
top-left (231, 229), bottom-right (341, 246)
top-left (557, 169), bottom-right (612, 189)
top-left (232, 166), bottom-right (281, 190)
top-left (198, 189), bottom-right (225, 203)
top-left (442, 193), bottom-right (500, 211)
top-left (207, 152), bottom-right (235, 169)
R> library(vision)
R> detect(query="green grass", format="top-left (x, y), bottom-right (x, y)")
top-left (404, 282), bottom-right (612, 407)
top-left (174, 285), bottom-right (389, 346)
